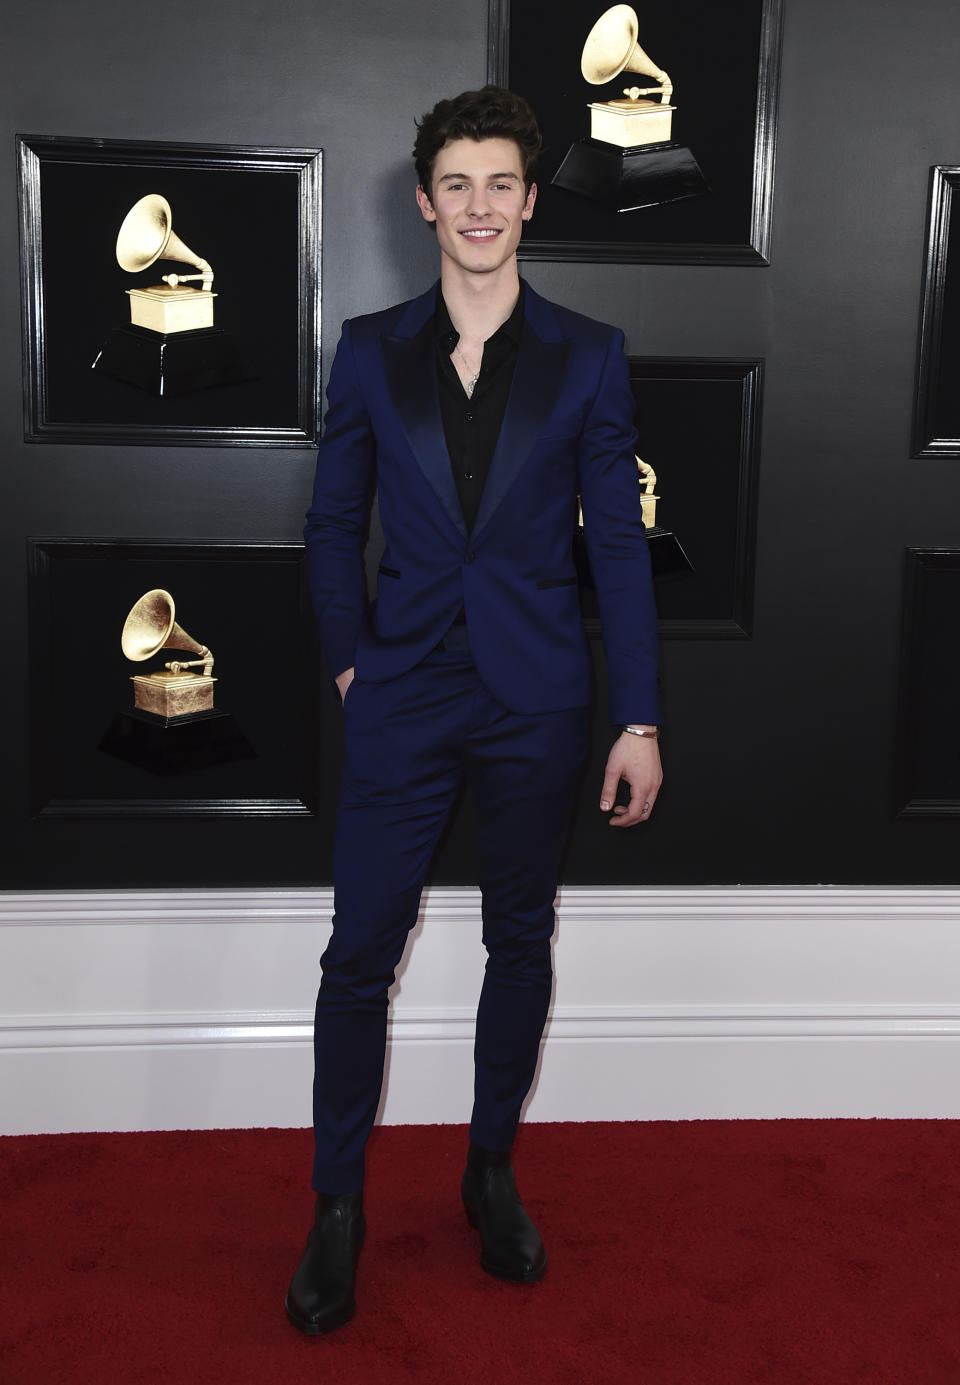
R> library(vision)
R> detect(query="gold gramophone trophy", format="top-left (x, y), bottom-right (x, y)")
top-left (633, 458), bottom-right (693, 576)
top-left (99, 588), bottom-right (254, 774)
top-left (552, 4), bottom-right (708, 212)
top-left (576, 456), bottom-right (692, 586)
top-left (92, 194), bottom-right (249, 396)
top-left (121, 588), bottom-right (217, 719)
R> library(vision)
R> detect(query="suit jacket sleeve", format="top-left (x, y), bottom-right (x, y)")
top-left (303, 319), bottom-right (376, 679)
top-left (577, 328), bottom-right (662, 727)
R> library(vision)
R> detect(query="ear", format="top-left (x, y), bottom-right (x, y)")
top-left (521, 181), bottom-right (537, 221)
top-left (416, 184), bottom-right (437, 223)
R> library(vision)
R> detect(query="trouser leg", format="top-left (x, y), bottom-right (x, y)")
top-left (466, 698), bottom-right (590, 1151)
top-left (312, 659), bottom-right (468, 1193)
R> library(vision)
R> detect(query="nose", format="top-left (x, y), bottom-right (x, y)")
top-left (467, 184), bottom-right (492, 217)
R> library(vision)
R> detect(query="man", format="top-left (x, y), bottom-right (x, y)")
top-left (287, 86), bottom-right (662, 1334)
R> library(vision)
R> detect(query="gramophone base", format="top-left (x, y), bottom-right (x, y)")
top-left (127, 286), bottom-right (216, 335)
top-left (552, 139), bottom-right (708, 213)
top-left (92, 324), bottom-right (253, 397)
top-left (131, 671), bottom-right (216, 718)
top-left (574, 524), bottom-right (694, 586)
top-left (99, 707), bottom-right (256, 776)
top-left (645, 525), bottom-right (695, 579)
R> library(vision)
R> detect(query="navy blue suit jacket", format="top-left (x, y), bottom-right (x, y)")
top-left (304, 281), bottom-right (660, 726)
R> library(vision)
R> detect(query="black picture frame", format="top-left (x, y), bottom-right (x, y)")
top-left (17, 135), bottom-right (322, 447)
top-left (912, 167), bottom-right (960, 457)
top-left (579, 357), bottom-right (762, 637)
top-left (488, 0), bottom-right (782, 264)
top-left (895, 548), bottom-right (960, 817)
top-left (27, 538), bottom-right (320, 818)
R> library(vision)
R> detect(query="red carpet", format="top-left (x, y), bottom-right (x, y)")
top-left (2, 1120), bottom-right (960, 1384)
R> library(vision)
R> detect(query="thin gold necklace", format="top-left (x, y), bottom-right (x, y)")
top-left (454, 341), bottom-right (481, 398)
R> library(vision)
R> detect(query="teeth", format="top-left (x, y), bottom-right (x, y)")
top-left (462, 230), bottom-right (499, 238)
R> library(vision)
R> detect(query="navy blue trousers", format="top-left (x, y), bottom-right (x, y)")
top-left (311, 641), bottom-right (589, 1193)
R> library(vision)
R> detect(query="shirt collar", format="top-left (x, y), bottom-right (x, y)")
top-left (435, 280), bottom-right (526, 349)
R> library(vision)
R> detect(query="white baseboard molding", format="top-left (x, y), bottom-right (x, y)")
top-left (2, 887), bottom-right (960, 1133)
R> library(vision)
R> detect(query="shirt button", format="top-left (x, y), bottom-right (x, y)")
top-left (463, 471), bottom-right (473, 480)
top-left (464, 412), bottom-right (473, 422)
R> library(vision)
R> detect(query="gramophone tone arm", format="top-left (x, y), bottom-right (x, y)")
top-left (165, 647), bottom-right (214, 677)
top-left (160, 259), bottom-right (214, 291)
top-left (623, 70), bottom-right (672, 103)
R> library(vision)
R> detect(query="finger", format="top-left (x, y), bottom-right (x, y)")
top-left (610, 781), bottom-right (659, 828)
top-left (599, 766), bottom-right (621, 813)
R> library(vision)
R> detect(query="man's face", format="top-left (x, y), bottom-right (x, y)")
top-left (416, 137), bottom-right (536, 278)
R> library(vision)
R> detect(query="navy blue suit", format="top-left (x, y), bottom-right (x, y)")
top-left (304, 281), bottom-right (660, 1192)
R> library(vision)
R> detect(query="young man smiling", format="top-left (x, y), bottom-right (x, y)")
top-left (287, 86), bottom-right (662, 1334)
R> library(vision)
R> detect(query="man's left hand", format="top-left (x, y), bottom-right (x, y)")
top-left (599, 733), bottom-right (663, 827)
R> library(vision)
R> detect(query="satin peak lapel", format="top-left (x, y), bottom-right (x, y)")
top-left (470, 324), bottom-right (570, 542)
top-left (381, 318), bottom-right (467, 542)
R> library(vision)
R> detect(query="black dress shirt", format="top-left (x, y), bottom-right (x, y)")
top-left (435, 284), bottom-right (525, 534)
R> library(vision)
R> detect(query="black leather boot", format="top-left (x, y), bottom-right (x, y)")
top-left (285, 1191), bottom-right (366, 1334)
top-left (461, 1143), bottom-right (546, 1283)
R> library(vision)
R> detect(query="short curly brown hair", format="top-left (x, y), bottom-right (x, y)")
top-left (413, 86), bottom-right (542, 198)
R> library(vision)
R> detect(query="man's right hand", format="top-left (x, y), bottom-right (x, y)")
top-left (335, 667), bottom-right (355, 704)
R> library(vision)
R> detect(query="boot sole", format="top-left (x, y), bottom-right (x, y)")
top-left (463, 1203), bottom-right (547, 1283)
top-left (284, 1293), bottom-right (357, 1335)
top-left (479, 1252), bottom-right (547, 1284)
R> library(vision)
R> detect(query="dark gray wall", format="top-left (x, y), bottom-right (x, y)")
top-left (2, 0), bottom-right (958, 887)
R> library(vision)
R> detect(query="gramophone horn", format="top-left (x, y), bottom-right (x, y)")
top-left (115, 194), bottom-right (211, 278)
top-left (581, 4), bottom-right (669, 89)
top-left (121, 589), bottom-right (211, 668)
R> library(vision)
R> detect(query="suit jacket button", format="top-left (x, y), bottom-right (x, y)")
top-left (464, 551), bottom-right (476, 563)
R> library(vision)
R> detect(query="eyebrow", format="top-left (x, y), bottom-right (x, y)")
top-left (437, 171), bottom-right (521, 183)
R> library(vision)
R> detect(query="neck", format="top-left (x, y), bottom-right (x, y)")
top-left (440, 260), bottom-right (521, 342)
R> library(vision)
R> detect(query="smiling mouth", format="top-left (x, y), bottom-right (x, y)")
top-left (460, 228), bottom-right (501, 240)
